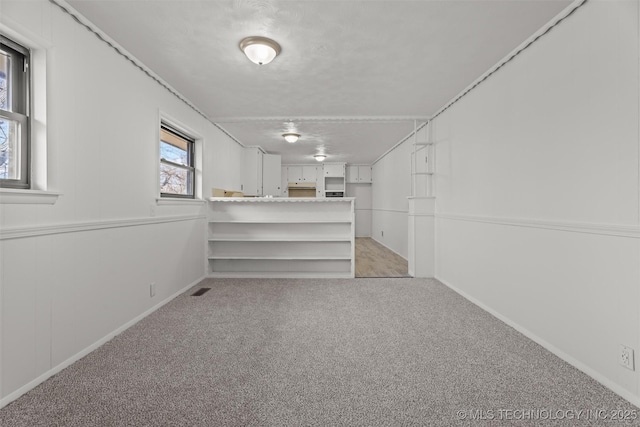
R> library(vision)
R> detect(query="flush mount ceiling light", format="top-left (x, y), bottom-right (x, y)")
top-left (239, 36), bottom-right (281, 65)
top-left (282, 132), bottom-right (300, 143)
top-left (314, 154), bottom-right (326, 162)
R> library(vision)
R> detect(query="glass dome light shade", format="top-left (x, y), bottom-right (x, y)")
top-left (240, 36), bottom-right (281, 65)
top-left (283, 133), bottom-right (300, 143)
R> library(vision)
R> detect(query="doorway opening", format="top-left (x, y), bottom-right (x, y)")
top-left (355, 237), bottom-right (409, 278)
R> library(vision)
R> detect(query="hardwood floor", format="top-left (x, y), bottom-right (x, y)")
top-left (355, 237), bottom-right (409, 278)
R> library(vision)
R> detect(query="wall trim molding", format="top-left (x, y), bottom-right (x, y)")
top-left (436, 276), bottom-right (640, 408)
top-left (372, 208), bottom-right (409, 214)
top-left (0, 214), bottom-right (206, 240)
top-left (0, 275), bottom-right (206, 409)
top-left (430, 0), bottom-right (587, 121)
top-left (213, 115), bottom-right (429, 124)
top-left (436, 212), bottom-right (640, 239)
top-left (372, 0), bottom-right (587, 167)
top-left (49, 0), bottom-right (244, 148)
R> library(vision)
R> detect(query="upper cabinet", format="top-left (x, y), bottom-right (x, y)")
top-left (323, 163), bottom-right (345, 178)
top-left (263, 153), bottom-right (282, 196)
top-left (242, 147), bottom-right (264, 196)
top-left (281, 166), bottom-right (289, 197)
top-left (302, 165), bottom-right (318, 182)
top-left (242, 148), bottom-right (281, 197)
top-left (346, 165), bottom-right (372, 184)
top-left (287, 166), bottom-right (302, 183)
top-left (287, 165), bottom-right (317, 183)
top-left (323, 163), bottom-right (346, 196)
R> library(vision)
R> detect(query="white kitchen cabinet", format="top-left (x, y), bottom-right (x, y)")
top-left (242, 147), bottom-right (264, 196)
top-left (287, 166), bottom-right (302, 183)
top-left (346, 165), bottom-right (372, 183)
top-left (357, 166), bottom-right (372, 183)
top-left (315, 166), bottom-right (324, 197)
top-left (323, 163), bottom-right (345, 178)
top-left (263, 154), bottom-right (282, 196)
top-left (323, 163), bottom-right (345, 196)
top-left (281, 166), bottom-right (289, 197)
top-left (302, 165), bottom-right (318, 182)
top-left (286, 165), bottom-right (318, 184)
top-left (286, 165), bottom-right (317, 184)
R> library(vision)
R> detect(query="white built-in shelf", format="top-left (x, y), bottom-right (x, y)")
top-left (208, 219), bottom-right (351, 224)
top-left (207, 198), bottom-right (355, 278)
top-left (208, 237), bottom-right (351, 242)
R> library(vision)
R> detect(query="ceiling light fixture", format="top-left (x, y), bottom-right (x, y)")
top-left (314, 154), bottom-right (326, 162)
top-left (282, 132), bottom-right (300, 143)
top-left (239, 36), bottom-right (281, 65)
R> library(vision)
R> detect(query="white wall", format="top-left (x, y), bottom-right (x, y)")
top-left (433, 0), bottom-right (640, 404)
top-left (371, 126), bottom-right (429, 258)
top-left (0, 0), bottom-right (244, 405)
top-left (346, 183), bottom-right (372, 237)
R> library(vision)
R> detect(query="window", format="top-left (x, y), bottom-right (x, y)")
top-left (0, 35), bottom-right (30, 189)
top-left (160, 122), bottom-right (195, 198)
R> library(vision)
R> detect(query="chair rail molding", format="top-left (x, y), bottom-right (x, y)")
top-left (436, 213), bottom-right (640, 239)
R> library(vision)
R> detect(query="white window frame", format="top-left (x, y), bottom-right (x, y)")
top-left (0, 23), bottom-right (57, 205)
top-left (157, 113), bottom-right (203, 203)
top-left (1, 34), bottom-right (30, 189)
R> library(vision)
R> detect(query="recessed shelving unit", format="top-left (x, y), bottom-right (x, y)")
top-left (411, 120), bottom-right (435, 198)
top-left (207, 197), bottom-right (355, 278)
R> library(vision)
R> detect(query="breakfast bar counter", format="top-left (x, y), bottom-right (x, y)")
top-left (207, 197), bottom-right (355, 278)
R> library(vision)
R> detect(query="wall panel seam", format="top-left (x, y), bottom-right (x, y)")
top-left (0, 215), bottom-right (205, 240)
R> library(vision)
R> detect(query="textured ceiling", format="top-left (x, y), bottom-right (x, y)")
top-left (67, 0), bottom-right (572, 164)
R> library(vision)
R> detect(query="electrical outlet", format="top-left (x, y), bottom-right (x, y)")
top-left (381, 230), bottom-right (384, 237)
top-left (619, 345), bottom-right (635, 370)
top-left (150, 283), bottom-right (156, 298)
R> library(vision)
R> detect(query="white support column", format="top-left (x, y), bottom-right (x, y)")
top-left (407, 196), bottom-right (435, 278)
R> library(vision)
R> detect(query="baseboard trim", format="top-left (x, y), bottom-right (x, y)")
top-left (436, 276), bottom-right (640, 408)
top-left (0, 275), bottom-right (206, 409)
top-left (370, 237), bottom-right (408, 261)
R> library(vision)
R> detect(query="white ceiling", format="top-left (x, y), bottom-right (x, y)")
top-left (67, 0), bottom-right (572, 165)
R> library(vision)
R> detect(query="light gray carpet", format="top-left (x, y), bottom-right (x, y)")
top-left (1, 278), bottom-right (638, 426)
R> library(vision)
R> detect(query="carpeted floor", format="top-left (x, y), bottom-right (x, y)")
top-left (1, 278), bottom-right (638, 426)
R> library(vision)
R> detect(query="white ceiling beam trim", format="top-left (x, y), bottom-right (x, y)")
top-left (372, 120), bottom-right (430, 166)
top-left (212, 116), bottom-right (430, 124)
top-left (430, 0), bottom-right (588, 122)
top-left (372, 0), bottom-right (587, 167)
top-left (48, 0), bottom-right (245, 148)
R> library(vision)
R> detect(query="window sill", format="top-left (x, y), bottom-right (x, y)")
top-left (156, 197), bottom-right (204, 206)
top-left (0, 189), bottom-right (61, 205)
